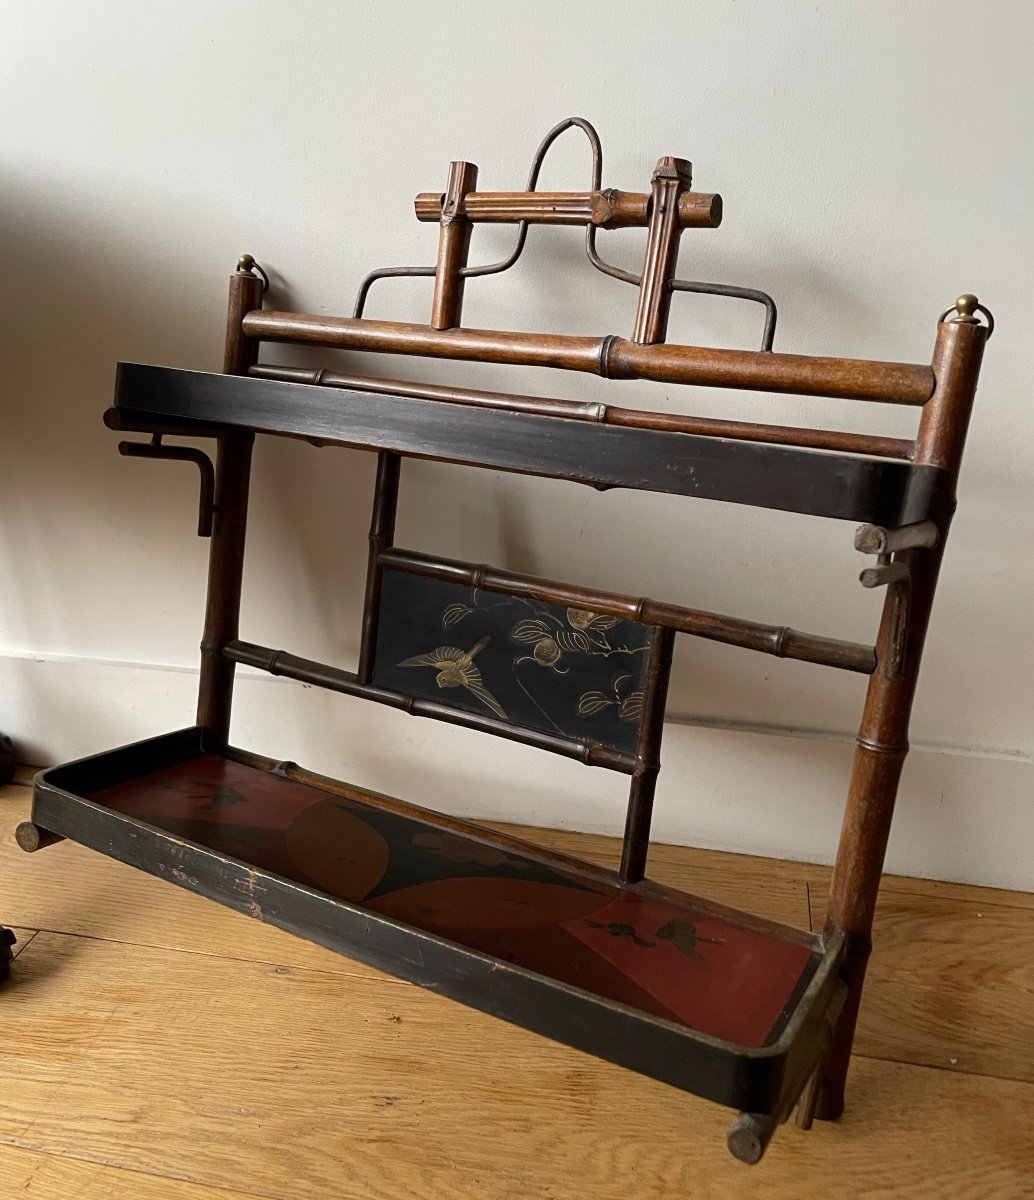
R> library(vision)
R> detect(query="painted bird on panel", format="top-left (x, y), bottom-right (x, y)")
top-left (398, 636), bottom-right (507, 719)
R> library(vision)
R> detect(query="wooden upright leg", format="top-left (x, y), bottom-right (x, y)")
top-left (357, 451), bottom-right (401, 684)
top-left (814, 313), bottom-right (986, 1120)
top-left (619, 625), bottom-right (675, 883)
top-left (196, 432), bottom-right (254, 746)
top-left (196, 262), bottom-right (264, 747)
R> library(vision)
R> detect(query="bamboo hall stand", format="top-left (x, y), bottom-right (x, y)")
top-left (13, 120), bottom-right (991, 1163)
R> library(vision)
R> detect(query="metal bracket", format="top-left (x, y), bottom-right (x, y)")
top-left (119, 435), bottom-right (216, 537)
top-left (854, 520), bottom-right (938, 557)
top-left (854, 523), bottom-right (933, 676)
top-left (858, 559), bottom-right (909, 590)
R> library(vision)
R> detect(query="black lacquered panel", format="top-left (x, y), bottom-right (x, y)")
top-left (115, 363), bottom-right (944, 523)
top-left (372, 567), bottom-right (652, 755)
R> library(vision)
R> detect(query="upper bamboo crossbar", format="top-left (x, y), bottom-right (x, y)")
top-left (241, 311), bottom-right (935, 406)
top-left (413, 188), bottom-right (723, 228)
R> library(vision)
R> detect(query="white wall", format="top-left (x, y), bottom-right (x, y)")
top-left (1, 1), bottom-right (1031, 889)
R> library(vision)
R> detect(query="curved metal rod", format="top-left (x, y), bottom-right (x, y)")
top-left (671, 279), bottom-right (778, 352)
top-left (585, 225), bottom-right (641, 286)
top-left (353, 265), bottom-right (435, 319)
top-left (353, 117), bottom-right (603, 317)
top-left (460, 116), bottom-right (603, 280)
top-left (583, 246), bottom-right (779, 351)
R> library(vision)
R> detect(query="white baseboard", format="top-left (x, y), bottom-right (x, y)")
top-left (1, 651), bottom-right (1030, 892)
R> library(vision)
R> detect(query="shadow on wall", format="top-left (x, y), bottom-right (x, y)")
top-left (0, 179), bottom-right (377, 681)
top-left (0, 182), bottom-right (224, 657)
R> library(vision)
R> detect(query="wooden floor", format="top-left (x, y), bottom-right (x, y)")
top-left (2, 773), bottom-right (1032, 1199)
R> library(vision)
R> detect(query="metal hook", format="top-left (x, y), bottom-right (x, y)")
top-left (119, 435), bottom-right (216, 537)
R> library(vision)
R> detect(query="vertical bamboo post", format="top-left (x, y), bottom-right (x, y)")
top-left (357, 450), bottom-right (401, 683)
top-left (619, 625), bottom-right (675, 882)
top-left (813, 308), bottom-right (987, 1120)
top-left (631, 157), bottom-right (693, 345)
top-left (363, 160), bottom-right (478, 682)
top-left (196, 261), bottom-right (263, 746)
top-left (430, 160), bottom-right (479, 330)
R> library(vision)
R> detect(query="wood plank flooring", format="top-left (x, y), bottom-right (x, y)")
top-left (2, 778), bottom-right (1032, 1198)
top-left (0, 1141), bottom-right (261, 1200)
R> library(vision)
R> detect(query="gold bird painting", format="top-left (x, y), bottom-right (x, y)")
top-left (398, 636), bottom-right (507, 720)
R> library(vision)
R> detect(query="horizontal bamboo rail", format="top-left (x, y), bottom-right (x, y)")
top-left (380, 549), bottom-right (877, 675)
top-left (241, 311), bottom-right (935, 405)
top-left (250, 364), bottom-right (600, 420)
top-left (249, 364), bottom-right (913, 458)
top-left (223, 640), bottom-right (634, 772)
top-left (414, 188), bottom-right (723, 229)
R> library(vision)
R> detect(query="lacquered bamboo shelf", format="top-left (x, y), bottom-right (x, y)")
top-left (33, 727), bottom-right (843, 1115)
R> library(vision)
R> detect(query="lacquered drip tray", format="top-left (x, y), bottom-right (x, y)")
top-left (31, 727), bottom-right (844, 1114)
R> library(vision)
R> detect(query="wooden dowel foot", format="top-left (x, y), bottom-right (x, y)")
top-left (15, 821), bottom-right (64, 853)
top-left (726, 1111), bottom-right (778, 1164)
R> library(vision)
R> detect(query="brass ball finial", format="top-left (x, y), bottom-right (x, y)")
top-left (235, 253), bottom-right (269, 292)
top-left (938, 293), bottom-right (993, 337)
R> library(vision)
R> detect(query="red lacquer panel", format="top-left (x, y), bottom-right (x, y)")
top-left (92, 755), bottom-right (816, 1048)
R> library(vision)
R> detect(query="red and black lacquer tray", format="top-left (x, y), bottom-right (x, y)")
top-left (33, 726), bottom-right (844, 1116)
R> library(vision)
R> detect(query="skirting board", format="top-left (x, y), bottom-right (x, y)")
top-left (0, 651), bottom-right (1030, 892)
